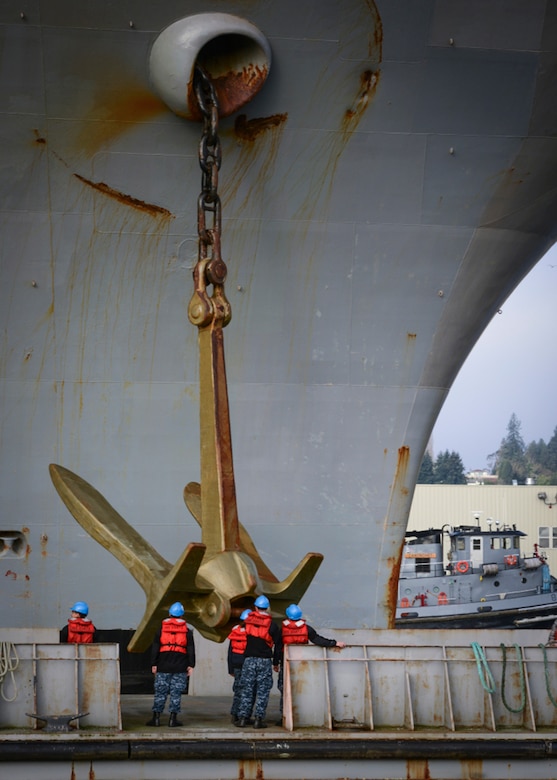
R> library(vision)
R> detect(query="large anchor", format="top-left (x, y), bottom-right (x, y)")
top-left (50, 66), bottom-right (323, 651)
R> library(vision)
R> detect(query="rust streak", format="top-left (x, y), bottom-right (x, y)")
top-left (386, 446), bottom-right (411, 625)
top-left (187, 64), bottom-right (269, 121)
top-left (343, 70), bottom-right (380, 131)
top-left (406, 758), bottom-right (431, 779)
top-left (386, 548), bottom-right (403, 625)
top-left (459, 758), bottom-right (483, 779)
top-left (234, 113), bottom-right (288, 142)
top-left (73, 174), bottom-right (173, 218)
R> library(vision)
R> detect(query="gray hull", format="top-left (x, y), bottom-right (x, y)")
top-left (1, 1), bottom-right (557, 637)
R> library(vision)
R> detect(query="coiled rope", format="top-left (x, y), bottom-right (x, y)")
top-left (539, 643), bottom-right (557, 708)
top-left (500, 643), bottom-right (526, 713)
top-left (0, 641), bottom-right (19, 702)
top-left (470, 641), bottom-right (496, 693)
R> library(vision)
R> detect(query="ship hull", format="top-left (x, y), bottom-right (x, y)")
top-left (396, 602), bottom-right (557, 630)
top-left (1, 1), bottom-right (557, 642)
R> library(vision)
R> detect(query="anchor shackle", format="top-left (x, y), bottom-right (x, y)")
top-left (149, 13), bottom-right (272, 120)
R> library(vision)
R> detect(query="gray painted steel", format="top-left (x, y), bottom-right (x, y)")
top-left (0, 639), bottom-right (121, 729)
top-left (283, 629), bottom-right (557, 731)
top-left (1, 1), bottom-right (557, 653)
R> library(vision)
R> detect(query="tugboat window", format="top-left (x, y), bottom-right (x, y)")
top-left (416, 557), bottom-right (431, 574)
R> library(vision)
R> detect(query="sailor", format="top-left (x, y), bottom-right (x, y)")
top-left (146, 602), bottom-right (196, 728)
top-left (60, 601), bottom-right (97, 643)
top-left (227, 608), bottom-right (254, 724)
top-left (234, 595), bottom-right (280, 729)
top-left (277, 604), bottom-right (346, 722)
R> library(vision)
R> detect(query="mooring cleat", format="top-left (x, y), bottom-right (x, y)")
top-left (26, 712), bottom-right (89, 732)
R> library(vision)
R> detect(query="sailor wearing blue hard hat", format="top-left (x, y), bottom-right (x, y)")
top-left (60, 600), bottom-right (97, 644)
top-left (234, 594), bottom-right (280, 729)
top-left (226, 608), bottom-right (253, 724)
top-left (277, 604), bottom-right (346, 723)
top-left (146, 602), bottom-right (196, 728)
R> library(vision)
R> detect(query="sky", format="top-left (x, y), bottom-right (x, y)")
top-left (431, 243), bottom-right (557, 472)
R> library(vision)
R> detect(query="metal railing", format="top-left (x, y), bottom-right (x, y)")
top-left (283, 630), bottom-right (557, 733)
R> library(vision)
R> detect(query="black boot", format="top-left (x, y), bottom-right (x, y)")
top-left (168, 712), bottom-right (182, 727)
top-left (145, 713), bottom-right (160, 727)
top-left (234, 717), bottom-right (248, 727)
top-left (253, 717), bottom-right (267, 729)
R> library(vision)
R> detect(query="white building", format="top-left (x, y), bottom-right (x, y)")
top-left (408, 484), bottom-right (557, 571)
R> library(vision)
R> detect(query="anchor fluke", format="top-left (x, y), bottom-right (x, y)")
top-left (184, 480), bottom-right (324, 617)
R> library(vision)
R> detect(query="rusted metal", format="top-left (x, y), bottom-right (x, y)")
top-left (149, 14), bottom-right (272, 121)
top-left (234, 113), bottom-right (288, 142)
top-left (73, 174), bottom-right (173, 218)
top-left (284, 634), bottom-right (557, 732)
top-left (187, 64), bottom-right (270, 122)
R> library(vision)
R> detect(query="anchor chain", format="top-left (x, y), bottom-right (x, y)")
top-left (188, 65), bottom-right (231, 329)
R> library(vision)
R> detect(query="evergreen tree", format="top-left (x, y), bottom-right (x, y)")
top-left (546, 426), bottom-right (557, 473)
top-left (417, 451), bottom-right (435, 483)
top-left (494, 413), bottom-right (528, 484)
top-left (433, 450), bottom-right (467, 484)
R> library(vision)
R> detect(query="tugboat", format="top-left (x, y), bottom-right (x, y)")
top-left (396, 521), bottom-right (557, 629)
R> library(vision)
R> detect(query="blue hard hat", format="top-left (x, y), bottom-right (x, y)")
top-left (169, 602), bottom-right (185, 617)
top-left (240, 609), bottom-right (252, 621)
top-left (70, 601), bottom-right (89, 616)
top-left (254, 595), bottom-right (270, 609)
top-left (286, 604), bottom-right (302, 620)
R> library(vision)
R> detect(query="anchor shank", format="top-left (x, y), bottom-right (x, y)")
top-left (198, 321), bottom-right (240, 554)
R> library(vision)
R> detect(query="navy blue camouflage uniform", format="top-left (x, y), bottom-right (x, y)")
top-left (236, 612), bottom-right (280, 722)
top-left (150, 624), bottom-right (195, 716)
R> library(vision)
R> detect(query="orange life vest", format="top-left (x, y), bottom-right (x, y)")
top-left (245, 611), bottom-right (273, 648)
top-left (282, 618), bottom-right (309, 645)
top-left (67, 617), bottom-right (95, 643)
top-left (160, 617), bottom-right (188, 654)
top-left (227, 624), bottom-right (247, 654)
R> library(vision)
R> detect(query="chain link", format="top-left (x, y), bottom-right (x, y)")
top-left (194, 65), bottom-right (222, 270)
top-left (188, 65), bottom-right (230, 328)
